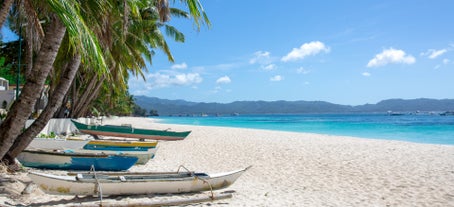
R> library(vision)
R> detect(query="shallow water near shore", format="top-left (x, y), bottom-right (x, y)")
top-left (157, 113), bottom-right (454, 145)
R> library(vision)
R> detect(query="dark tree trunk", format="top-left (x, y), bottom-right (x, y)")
top-left (53, 93), bottom-right (69, 118)
top-left (71, 74), bottom-right (102, 117)
top-left (77, 76), bottom-right (105, 117)
top-left (0, 0), bottom-right (13, 27)
top-left (0, 16), bottom-right (66, 160)
top-left (25, 29), bottom-right (34, 77)
top-left (6, 55), bottom-right (81, 160)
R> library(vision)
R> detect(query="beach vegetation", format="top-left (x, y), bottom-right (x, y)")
top-left (149, 109), bottom-right (159, 116)
top-left (0, 0), bottom-right (210, 167)
top-left (37, 132), bottom-right (57, 139)
top-left (133, 103), bottom-right (148, 117)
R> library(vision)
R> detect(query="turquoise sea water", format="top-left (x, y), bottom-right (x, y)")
top-left (156, 114), bottom-right (454, 145)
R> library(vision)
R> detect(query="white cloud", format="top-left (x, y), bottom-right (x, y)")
top-left (145, 72), bottom-right (202, 89)
top-left (216, 76), bottom-right (231, 84)
top-left (281, 41), bottom-right (330, 62)
top-left (250, 51), bottom-right (271, 64)
top-left (362, 72), bottom-right (371, 77)
top-left (211, 86), bottom-right (222, 94)
top-left (296, 67), bottom-right (310, 74)
top-left (421, 49), bottom-right (447, 59)
top-left (367, 48), bottom-right (415, 67)
top-left (429, 49), bottom-right (447, 59)
top-left (262, 64), bottom-right (276, 71)
top-left (270, 75), bottom-right (283, 81)
top-left (171, 62), bottom-right (188, 70)
top-left (443, 58), bottom-right (450, 64)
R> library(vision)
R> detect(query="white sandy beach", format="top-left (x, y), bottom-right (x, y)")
top-left (1, 116), bottom-right (454, 206)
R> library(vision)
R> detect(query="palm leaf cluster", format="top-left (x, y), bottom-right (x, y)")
top-left (0, 0), bottom-right (210, 163)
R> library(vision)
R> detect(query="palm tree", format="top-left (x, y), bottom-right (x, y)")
top-left (5, 55), bottom-right (81, 160)
top-left (0, 0), bottom-right (14, 27)
top-left (69, 0), bottom-right (210, 118)
top-left (0, 0), bottom-right (107, 161)
top-left (0, 0), bottom-right (210, 163)
top-left (0, 14), bottom-right (66, 161)
top-left (1, 0), bottom-right (111, 162)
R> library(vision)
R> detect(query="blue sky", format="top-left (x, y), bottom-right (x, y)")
top-left (128, 0), bottom-right (454, 105)
top-left (2, 1), bottom-right (453, 105)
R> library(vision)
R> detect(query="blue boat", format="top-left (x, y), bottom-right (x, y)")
top-left (17, 149), bottom-right (138, 171)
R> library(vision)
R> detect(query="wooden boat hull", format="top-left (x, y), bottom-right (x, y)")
top-left (28, 138), bottom-right (89, 150)
top-left (84, 140), bottom-right (158, 151)
top-left (72, 120), bottom-right (191, 141)
top-left (17, 149), bottom-right (138, 171)
top-left (77, 148), bottom-right (157, 165)
top-left (28, 167), bottom-right (249, 195)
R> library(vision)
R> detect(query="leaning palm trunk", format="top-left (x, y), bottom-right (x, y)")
top-left (5, 55), bottom-right (81, 161)
top-left (53, 93), bottom-right (70, 118)
top-left (0, 0), bottom-right (13, 27)
top-left (76, 76), bottom-right (105, 117)
top-left (25, 31), bottom-right (34, 77)
top-left (0, 16), bottom-right (66, 160)
top-left (71, 73), bottom-right (99, 116)
top-left (71, 74), bottom-right (105, 118)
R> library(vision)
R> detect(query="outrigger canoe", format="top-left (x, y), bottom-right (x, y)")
top-left (17, 149), bottom-right (138, 171)
top-left (84, 140), bottom-right (158, 151)
top-left (71, 120), bottom-right (191, 141)
top-left (28, 138), bottom-right (89, 150)
top-left (77, 148), bottom-right (156, 165)
top-left (28, 166), bottom-right (250, 195)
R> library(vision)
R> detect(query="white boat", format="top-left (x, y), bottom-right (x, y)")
top-left (28, 138), bottom-right (89, 150)
top-left (28, 166), bottom-right (250, 195)
top-left (77, 148), bottom-right (157, 165)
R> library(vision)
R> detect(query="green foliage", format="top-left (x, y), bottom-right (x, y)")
top-left (37, 132), bottom-right (57, 138)
top-left (0, 55), bottom-right (24, 85)
top-left (90, 87), bottom-right (135, 117)
top-left (149, 109), bottom-right (159, 116)
top-left (133, 104), bottom-right (147, 117)
top-left (0, 112), bottom-right (6, 121)
top-left (91, 107), bottom-right (101, 117)
top-left (0, 41), bottom-right (26, 84)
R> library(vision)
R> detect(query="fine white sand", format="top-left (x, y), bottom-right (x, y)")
top-left (1, 116), bottom-right (454, 206)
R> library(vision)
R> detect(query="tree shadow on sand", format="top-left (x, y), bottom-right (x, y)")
top-left (22, 190), bottom-right (236, 207)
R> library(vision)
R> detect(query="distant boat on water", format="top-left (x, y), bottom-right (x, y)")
top-left (71, 120), bottom-right (191, 141)
top-left (387, 111), bottom-right (406, 116)
top-left (439, 111), bottom-right (454, 116)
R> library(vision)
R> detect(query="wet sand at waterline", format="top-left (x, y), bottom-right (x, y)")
top-left (1, 116), bottom-right (454, 206)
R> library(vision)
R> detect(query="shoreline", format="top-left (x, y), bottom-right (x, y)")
top-left (1, 116), bottom-right (454, 206)
top-left (152, 116), bottom-right (454, 146)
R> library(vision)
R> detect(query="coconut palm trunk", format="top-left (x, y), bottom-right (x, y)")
top-left (0, 0), bottom-right (13, 27)
top-left (75, 76), bottom-right (106, 117)
top-left (71, 74), bottom-right (99, 117)
top-left (5, 55), bottom-right (81, 161)
top-left (0, 16), bottom-right (66, 160)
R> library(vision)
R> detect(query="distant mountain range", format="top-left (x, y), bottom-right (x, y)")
top-left (134, 96), bottom-right (454, 116)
